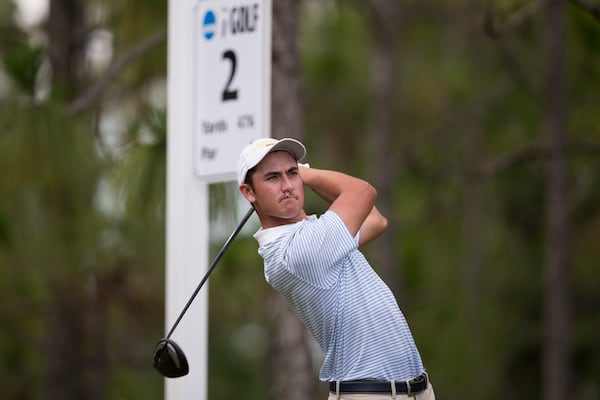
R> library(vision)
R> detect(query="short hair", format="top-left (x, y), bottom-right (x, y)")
top-left (244, 166), bottom-right (256, 189)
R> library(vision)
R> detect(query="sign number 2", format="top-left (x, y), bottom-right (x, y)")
top-left (221, 50), bottom-right (238, 102)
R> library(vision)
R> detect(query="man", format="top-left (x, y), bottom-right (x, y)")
top-left (237, 137), bottom-right (434, 399)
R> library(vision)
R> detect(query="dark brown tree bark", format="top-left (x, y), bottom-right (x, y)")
top-left (365, 0), bottom-right (401, 294)
top-left (541, 0), bottom-right (571, 399)
top-left (44, 288), bottom-right (88, 399)
top-left (267, 292), bottom-right (316, 400)
top-left (43, 283), bottom-right (108, 400)
top-left (269, 0), bottom-right (316, 399)
top-left (272, 0), bottom-right (303, 141)
top-left (48, 0), bottom-right (87, 99)
top-left (44, 2), bottom-right (109, 399)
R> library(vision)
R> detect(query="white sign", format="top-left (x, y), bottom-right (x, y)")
top-left (193, 0), bottom-right (271, 181)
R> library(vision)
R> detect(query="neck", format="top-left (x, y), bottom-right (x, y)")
top-left (258, 210), bottom-right (307, 229)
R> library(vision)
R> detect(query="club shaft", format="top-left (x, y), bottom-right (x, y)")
top-left (166, 207), bottom-right (254, 339)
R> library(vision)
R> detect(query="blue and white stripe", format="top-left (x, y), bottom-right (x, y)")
top-left (255, 211), bottom-right (424, 381)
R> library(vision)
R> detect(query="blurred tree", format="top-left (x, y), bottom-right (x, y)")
top-left (48, 0), bottom-right (87, 99)
top-left (269, 1), bottom-right (317, 400)
top-left (541, 1), bottom-right (571, 399)
top-left (362, 0), bottom-right (402, 294)
top-left (0, 0), bottom-right (166, 399)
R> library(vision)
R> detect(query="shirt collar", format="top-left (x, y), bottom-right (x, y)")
top-left (253, 224), bottom-right (294, 246)
top-left (253, 215), bottom-right (316, 246)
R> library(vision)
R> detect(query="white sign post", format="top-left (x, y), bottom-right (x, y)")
top-left (166, 0), bottom-right (270, 399)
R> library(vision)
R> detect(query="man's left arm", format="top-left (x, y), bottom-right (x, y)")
top-left (358, 206), bottom-right (388, 247)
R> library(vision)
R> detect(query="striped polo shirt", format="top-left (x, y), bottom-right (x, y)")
top-left (254, 210), bottom-right (424, 382)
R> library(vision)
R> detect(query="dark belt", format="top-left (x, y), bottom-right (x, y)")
top-left (329, 372), bottom-right (428, 395)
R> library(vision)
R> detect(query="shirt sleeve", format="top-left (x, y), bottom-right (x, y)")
top-left (283, 210), bottom-right (358, 288)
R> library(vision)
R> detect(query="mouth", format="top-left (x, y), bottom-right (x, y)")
top-left (280, 195), bottom-right (297, 202)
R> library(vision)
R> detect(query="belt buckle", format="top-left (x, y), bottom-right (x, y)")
top-left (407, 373), bottom-right (426, 397)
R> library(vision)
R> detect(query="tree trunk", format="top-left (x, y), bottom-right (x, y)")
top-left (365, 0), bottom-right (401, 294)
top-left (44, 287), bottom-right (88, 399)
top-left (541, 1), bottom-right (571, 399)
top-left (48, 0), bottom-right (87, 99)
top-left (44, 282), bottom-right (108, 400)
top-left (44, 2), bottom-right (110, 399)
top-left (272, 0), bottom-right (303, 141)
top-left (269, 0), bottom-right (316, 399)
top-left (267, 292), bottom-right (316, 400)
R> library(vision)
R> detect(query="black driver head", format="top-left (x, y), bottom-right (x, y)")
top-left (153, 338), bottom-right (189, 378)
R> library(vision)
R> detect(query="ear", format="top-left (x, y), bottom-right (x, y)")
top-left (239, 184), bottom-right (256, 203)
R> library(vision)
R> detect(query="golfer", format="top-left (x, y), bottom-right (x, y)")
top-left (237, 137), bottom-right (434, 399)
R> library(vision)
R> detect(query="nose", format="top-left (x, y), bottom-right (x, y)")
top-left (281, 175), bottom-right (293, 193)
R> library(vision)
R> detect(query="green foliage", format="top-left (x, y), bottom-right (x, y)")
top-left (208, 235), bottom-right (270, 400)
top-left (114, 108), bottom-right (167, 220)
top-left (301, 3), bottom-right (370, 172)
top-left (2, 42), bottom-right (43, 94)
top-left (301, 1), bottom-right (600, 399)
top-left (0, 99), bottom-right (104, 397)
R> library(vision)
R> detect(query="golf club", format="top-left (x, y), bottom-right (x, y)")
top-left (153, 207), bottom-right (255, 378)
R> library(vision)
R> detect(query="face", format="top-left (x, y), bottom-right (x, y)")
top-left (240, 151), bottom-right (306, 228)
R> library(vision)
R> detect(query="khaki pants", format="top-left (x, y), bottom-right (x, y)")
top-left (327, 383), bottom-right (435, 400)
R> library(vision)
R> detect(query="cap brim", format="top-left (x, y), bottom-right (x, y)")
top-left (268, 138), bottom-right (306, 162)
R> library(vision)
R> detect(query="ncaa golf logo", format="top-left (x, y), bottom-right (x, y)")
top-left (202, 10), bottom-right (217, 40)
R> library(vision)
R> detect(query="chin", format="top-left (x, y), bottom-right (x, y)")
top-left (279, 206), bottom-right (303, 221)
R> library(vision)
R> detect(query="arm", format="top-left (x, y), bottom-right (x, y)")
top-left (299, 166), bottom-right (388, 246)
top-left (358, 206), bottom-right (388, 246)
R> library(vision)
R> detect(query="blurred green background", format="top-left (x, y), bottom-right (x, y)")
top-left (1, 0), bottom-right (599, 399)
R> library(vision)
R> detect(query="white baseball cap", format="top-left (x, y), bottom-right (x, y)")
top-left (237, 137), bottom-right (306, 185)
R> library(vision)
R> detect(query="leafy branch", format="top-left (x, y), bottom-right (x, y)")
top-left (484, 0), bottom-right (600, 39)
top-left (472, 141), bottom-right (600, 179)
top-left (68, 29), bottom-right (166, 116)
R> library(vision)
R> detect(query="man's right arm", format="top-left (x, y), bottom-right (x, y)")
top-left (299, 166), bottom-right (385, 242)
